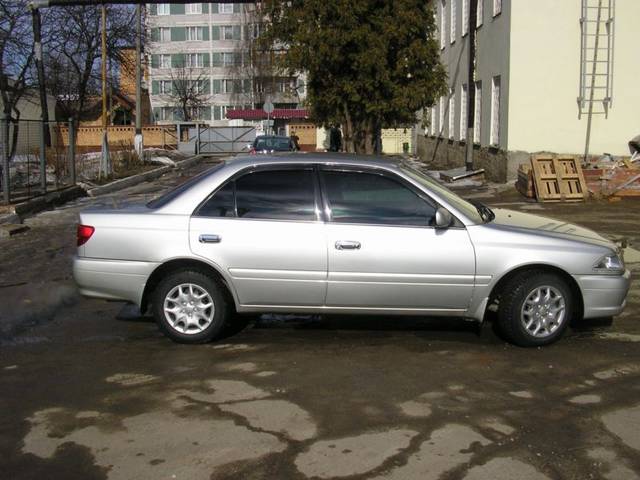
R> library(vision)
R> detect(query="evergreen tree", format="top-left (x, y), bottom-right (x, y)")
top-left (262, 0), bottom-right (446, 153)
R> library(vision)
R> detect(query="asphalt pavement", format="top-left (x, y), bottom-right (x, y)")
top-left (1, 156), bottom-right (639, 480)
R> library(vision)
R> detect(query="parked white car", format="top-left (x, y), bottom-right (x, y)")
top-left (73, 155), bottom-right (630, 346)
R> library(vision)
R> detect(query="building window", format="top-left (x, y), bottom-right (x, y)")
top-left (462, 0), bottom-right (469, 36)
top-left (186, 53), bottom-right (204, 67)
top-left (493, 0), bottom-right (501, 17)
top-left (158, 80), bottom-right (172, 94)
top-left (186, 26), bottom-right (203, 41)
top-left (490, 75), bottom-right (501, 146)
top-left (474, 81), bottom-right (482, 144)
top-left (185, 3), bottom-right (202, 15)
top-left (439, 95), bottom-right (445, 137)
top-left (219, 3), bottom-right (234, 14)
top-left (431, 106), bottom-right (437, 135)
top-left (160, 54), bottom-right (171, 68)
top-left (448, 89), bottom-right (455, 139)
top-left (221, 25), bottom-right (241, 40)
top-left (450, 0), bottom-right (456, 43)
top-left (157, 3), bottom-right (170, 15)
top-left (440, 0), bottom-right (446, 49)
top-left (159, 27), bottom-right (171, 42)
top-left (460, 84), bottom-right (468, 141)
top-left (477, 0), bottom-right (484, 27)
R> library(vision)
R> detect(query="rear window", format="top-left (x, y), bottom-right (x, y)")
top-left (146, 163), bottom-right (224, 209)
top-left (254, 137), bottom-right (292, 151)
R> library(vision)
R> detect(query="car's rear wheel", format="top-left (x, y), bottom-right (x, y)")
top-left (152, 270), bottom-right (229, 344)
top-left (497, 271), bottom-right (573, 347)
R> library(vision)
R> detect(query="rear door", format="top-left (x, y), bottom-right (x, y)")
top-left (320, 168), bottom-right (476, 312)
top-left (190, 167), bottom-right (327, 307)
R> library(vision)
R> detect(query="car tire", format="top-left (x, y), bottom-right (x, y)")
top-left (152, 270), bottom-right (229, 344)
top-left (497, 271), bottom-right (573, 347)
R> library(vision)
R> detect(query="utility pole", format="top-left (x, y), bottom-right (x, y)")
top-left (465, 0), bottom-right (478, 171)
top-left (100, 4), bottom-right (111, 177)
top-left (134, 2), bottom-right (143, 159)
top-left (30, 5), bottom-right (51, 192)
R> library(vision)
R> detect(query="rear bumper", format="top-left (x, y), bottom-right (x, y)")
top-left (574, 269), bottom-right (631, 319)
top-left (73, 256), bottom-right (158, 306)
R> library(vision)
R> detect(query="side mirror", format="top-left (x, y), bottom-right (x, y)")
top-left (435, 207), bottom-right (453, 229)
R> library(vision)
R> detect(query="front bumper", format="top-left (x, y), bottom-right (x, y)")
top-left (574, 269), bottom-right (631, 319)
top-left (73, 256), bottom-right (158, 306)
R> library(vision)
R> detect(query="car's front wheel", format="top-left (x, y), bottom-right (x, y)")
top-left (152, 270), bottom-right (229, 344)
top-left (497, 271), bottom-right (573, 347)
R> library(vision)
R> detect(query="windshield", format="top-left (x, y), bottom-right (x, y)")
top-left (147, 163), bottom-right (224, 209)
top-left (400, 165), bottom-right (484, 224)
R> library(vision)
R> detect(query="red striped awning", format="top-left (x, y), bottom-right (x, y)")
top-left (226, 108), bottom-right (309, 120)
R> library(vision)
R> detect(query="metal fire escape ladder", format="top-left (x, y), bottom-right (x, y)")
top-left (578, 0), bottom-right (615, 119)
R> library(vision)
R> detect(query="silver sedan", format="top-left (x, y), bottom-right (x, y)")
top-left (73, 155), bottom-right (630, 346)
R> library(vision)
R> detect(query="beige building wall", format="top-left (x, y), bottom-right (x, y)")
top-left (508, 0), bottom-right (640, 157)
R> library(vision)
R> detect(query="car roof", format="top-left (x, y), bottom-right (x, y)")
top-left (226, 153), bottom-right (404, 170)
top-left (254, 135), bottom-right (291, 140)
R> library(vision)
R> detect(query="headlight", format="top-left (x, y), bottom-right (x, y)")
top-left (593, 253), bottom-right (625, 272)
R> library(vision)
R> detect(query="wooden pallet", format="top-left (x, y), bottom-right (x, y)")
top-left (516, 163), bottom-right (535, 198)
top-left (530, 155), bottom-right (587, 202)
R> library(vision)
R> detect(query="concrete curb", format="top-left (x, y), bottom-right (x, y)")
top-left (0, 155), bottom-right (204, 225)
top-left (86, 165), bottom-right (172, 197)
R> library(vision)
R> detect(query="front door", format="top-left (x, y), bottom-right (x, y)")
top-left (321, 168), bottom-right (476, 312)
top-left (190, 167), bottom-right (327, 307)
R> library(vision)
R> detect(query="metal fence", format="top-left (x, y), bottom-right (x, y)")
top-left (0, 116), bottom-right (77, 205)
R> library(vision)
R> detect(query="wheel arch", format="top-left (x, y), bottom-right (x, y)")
top-left (141, 257), bottom-right (238, 314)
top-left (487, 264), bottom-right (584, 321)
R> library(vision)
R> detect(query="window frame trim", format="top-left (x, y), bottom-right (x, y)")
top-left (192, 164), bottom-right (323, 223)
top-left (318, 165), bottom-right (448, 229)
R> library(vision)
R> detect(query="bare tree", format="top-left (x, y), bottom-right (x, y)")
top-left (0, 0), bottom-right (37, 160)
top-left (168, 66), bottom-right (211, 122)
top-left (45, 5), bottom-right (138, 122)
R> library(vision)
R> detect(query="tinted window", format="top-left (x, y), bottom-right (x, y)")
top-left (322, 171), bottom-right (436, 226)
top-left (197, 181), bottom-right (235, 217)
top-left (235, 170), bottom-right (316, 220)
top-left (254, 137), bottom-right (293, 151)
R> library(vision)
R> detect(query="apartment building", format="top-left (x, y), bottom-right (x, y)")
top-left (146, 2), bottom-right (305, 126)
top-left (419, 0), bottom-right (640, 182)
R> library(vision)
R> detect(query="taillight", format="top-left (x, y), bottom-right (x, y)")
top-left (77, 224), bottom-right (95, 246)
top-left (249, 148), bottom-right (256, 155)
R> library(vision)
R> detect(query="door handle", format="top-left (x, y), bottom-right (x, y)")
top-left (335, 240), bottom-right (361, 250)
top-left (199, 234), bottom-right (221, 244)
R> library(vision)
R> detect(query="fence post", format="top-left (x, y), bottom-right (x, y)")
top-left (39, 120), bottom-right (47, 193)
top-left (196, 123), bottom-right (200, 155)
top-left (68, 117), bottom-right (76, 186)
top-left (1, 113), bottom-right (10, 205)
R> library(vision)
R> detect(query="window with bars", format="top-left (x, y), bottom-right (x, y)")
top-left (157, 3), bottom-right (170, 15)
top-left (493, 0), bottom-right (501, 17)
top-left (449, 89), bottom-right (455, 139)
top-left (440, 0), bottom-right (446, 49)
top-left (450, 0), bottom-right (456, 43)
top-left (490, 76), bottom-right (501, 146)
top-left (186, 26), bottom-right (203, 41)
top-left (185, 3), bottom-right (202, 15)
top-left (462, 0), bottom-right (469, 36)
top-left (460, 84), bottom-right (468, 141)
top-left (474, 81), bottom-right (482, 144)
top-left (477, 0), bottom-right (484, 27)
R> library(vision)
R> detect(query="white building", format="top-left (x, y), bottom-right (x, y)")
top-left (146, 2), bottom-right (305, 126)
top-left (419, 0), bottom-right (640, 181)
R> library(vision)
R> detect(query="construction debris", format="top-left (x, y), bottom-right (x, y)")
top-left (530, 155), bottom-right (587, 202)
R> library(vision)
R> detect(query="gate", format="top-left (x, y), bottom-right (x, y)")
top-left (177, 124), bottom-right (256, 154)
